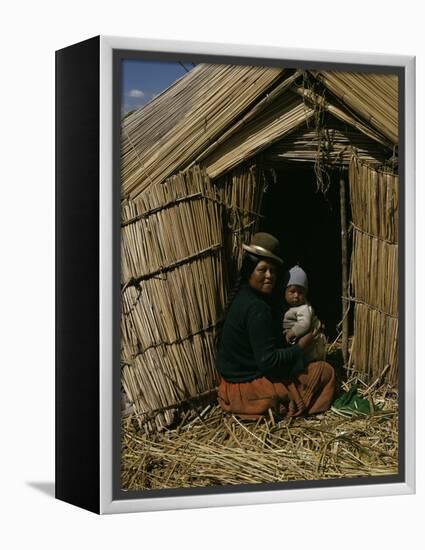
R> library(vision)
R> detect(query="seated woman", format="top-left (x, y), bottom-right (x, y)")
top-left (216, 232), bottom-right (336, 419)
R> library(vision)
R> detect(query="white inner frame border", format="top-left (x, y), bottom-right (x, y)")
top-left (99, 35), bottom-right (415, 514)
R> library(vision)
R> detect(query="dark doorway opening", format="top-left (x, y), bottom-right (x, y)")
top-left (260, 163), bottom-right (348, 339)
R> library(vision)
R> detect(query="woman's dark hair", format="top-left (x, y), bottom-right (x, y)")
top-left (240, 253), bottom-right (262, 281)
top-left (223, 254), bottom-right (258, 314)
top-left (216, 253), bottom-right (282, 350)
top-left (223, 253), bottom-right (281, 316)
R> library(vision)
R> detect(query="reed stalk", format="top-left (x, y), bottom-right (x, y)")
top-left (348, 157), bottom-right (398, 385)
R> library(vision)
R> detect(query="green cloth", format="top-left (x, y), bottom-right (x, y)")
top-left (216, 284), bottom-right (305, 383)
top-left (331, 384), bottom-right (378, 416)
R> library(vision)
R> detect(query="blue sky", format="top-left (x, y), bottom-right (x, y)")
top-left (121, 59), bottom-right (194, 115)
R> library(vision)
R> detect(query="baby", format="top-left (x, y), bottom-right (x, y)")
top-left (282, 265), bottom-right (327, 362)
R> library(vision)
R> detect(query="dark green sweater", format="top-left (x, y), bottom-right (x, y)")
top-left (216, 284), bottom-right (305, 382)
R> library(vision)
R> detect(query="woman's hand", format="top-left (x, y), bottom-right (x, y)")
top-left (285, 329), bottom-right (297, 344)
top-left (297, 331), bottom-right (316, 350)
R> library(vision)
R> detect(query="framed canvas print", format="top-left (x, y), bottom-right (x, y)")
top-left (55, 35), bottom-right (415, 514)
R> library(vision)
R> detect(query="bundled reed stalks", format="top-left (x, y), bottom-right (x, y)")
top-left (121, 163), bottom-right (267, 431)
top-left (121, 166), bottom-right (227, 431)
top-left (349, 157), bottom-right (398, 242)
top-left (216, 163), bottom-right (266, 280)
top-left (121, 383), bottom-right (398, 490)
top-left (202, 90), bottom-right (314, 179)
top-left (122, 333), bottom-right (220, 430)
top-left (292, 85), bottom-right (393, 150)
top-left (348, 157), bottom-right (398, 384)
top-left (349, 304), bottom-right (398, 383)
top-left (314, 71), bottom-right (398, 145)
top-left (266, 118), bottom-right (390, 166)
top-left (121, 165), bottom-right (223, 284)
top-left (122, 64), bottom-right (287, 199)
top-left (350, 231), bottom-right (398, 316)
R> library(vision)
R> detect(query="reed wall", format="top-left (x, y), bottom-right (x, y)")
top-left (121, 164), bottom-right (265, 431)
top-left (348, 157), bottom-right (399, 384)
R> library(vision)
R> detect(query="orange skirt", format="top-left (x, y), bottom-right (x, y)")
top-left (217, 361), bottom-right (336, 420)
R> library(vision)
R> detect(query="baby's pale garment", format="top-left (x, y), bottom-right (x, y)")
top-left (283, 304), bottom-right (327, 361)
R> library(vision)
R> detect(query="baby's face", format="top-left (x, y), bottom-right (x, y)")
top-left (285, 285), bottom-right (306, 307)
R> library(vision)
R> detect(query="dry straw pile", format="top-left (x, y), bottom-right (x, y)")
top-left (121, 379), bottom-right (398, 491)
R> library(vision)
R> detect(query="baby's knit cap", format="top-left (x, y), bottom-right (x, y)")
top-left (287, 265), bottom-right (308, 290)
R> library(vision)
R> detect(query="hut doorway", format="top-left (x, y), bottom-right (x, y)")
top-left (260, 163), bottom-right (348, 339)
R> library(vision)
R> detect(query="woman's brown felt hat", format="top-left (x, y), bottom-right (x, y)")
top-left (242, 232), bottom-right (283, 265)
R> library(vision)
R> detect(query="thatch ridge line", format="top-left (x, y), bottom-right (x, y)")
top-left (315, 72), bottom-right (398, 144)
top-left (122, 320), bottom-right (223, 360)
top-left (122, 191), bottom-right (263, 228)
top-left (188, 70), bottom-right (303, 168)
top-left (122, 192), bottom-right (204, 226)
top-left (350, 152), bottom-right (398, 175)
top-left (265, 119), bottom-right (391, 167)
top-left (122, 242), bottom-right (223, 290)
top-left (351, 222), bottom-right (398, 245)
top-left (292, 85), bottom-right (393, 149)
top-left (347, 296), bottom-right (398, 319)
top-left (204, 93), bottom-right (315, 179)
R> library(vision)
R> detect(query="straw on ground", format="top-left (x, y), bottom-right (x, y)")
top-left (121, 384), bottom-right (398, 491)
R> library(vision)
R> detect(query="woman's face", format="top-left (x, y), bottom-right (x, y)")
top-left (248, 260), bottom-right (277, 295)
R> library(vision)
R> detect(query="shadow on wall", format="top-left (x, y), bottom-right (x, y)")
top-left (26, 481), bottom-right (55, 499)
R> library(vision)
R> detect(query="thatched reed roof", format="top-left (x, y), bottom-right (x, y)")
top-left (122, 64), bottom-right (398, 200)
top-left (314, 71), bottom-right (398, 145)
top-left (265, 117), bottom-right (390, 166)
top-left (122, 64), bottom-right (287, 198)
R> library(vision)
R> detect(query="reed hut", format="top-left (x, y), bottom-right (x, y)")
top-left (120, 64), bottom-right (398, 431)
